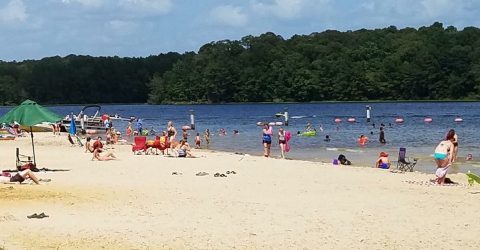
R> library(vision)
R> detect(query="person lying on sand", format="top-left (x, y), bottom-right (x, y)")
top-left (92, 148), bottom-right (117, 161)
top-left (0, 169), bottom-right (40, 184)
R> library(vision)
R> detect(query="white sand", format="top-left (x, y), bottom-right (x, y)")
top-left (1, 133), bottom-right (479, 249)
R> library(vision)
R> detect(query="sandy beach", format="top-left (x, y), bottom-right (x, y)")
top-left (1, 133), bottom-right (479, 249)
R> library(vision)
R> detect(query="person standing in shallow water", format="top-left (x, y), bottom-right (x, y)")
top-left (379, 127), bottom-right (386, 144)
top-left (262, 124), bottom-right (273, 157)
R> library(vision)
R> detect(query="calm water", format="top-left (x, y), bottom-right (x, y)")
top-left (1, 102), bottom-right (479, 175)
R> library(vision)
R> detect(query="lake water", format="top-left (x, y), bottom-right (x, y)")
top-left (1, 102), bottom-right (479, 175)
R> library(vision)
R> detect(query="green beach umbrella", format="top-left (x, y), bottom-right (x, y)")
top-left (0, 99), bottom-right (62, 166)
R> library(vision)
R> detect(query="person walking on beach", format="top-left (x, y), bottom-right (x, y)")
top-left (194, 133), bottom-right (201, 149)
top-left (434, 130), bottom-right (455, 184)
top-left (278, 127), bottom-right (287, 159)
top-left (204, 129), bottom-right (211, 145)
top-left (167, 121), bottom-right (177, 142)
top-left (379, 127), bottom-right (386, 144)
top-left (262, 124), bottom-right (273, 157)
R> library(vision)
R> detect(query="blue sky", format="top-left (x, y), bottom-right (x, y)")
top-left (1, 0), bottom-right (480, 61)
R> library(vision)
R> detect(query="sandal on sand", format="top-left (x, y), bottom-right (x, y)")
top-left (214, 173), bottom-right (220, 177)
top-left (27, 213), bottom-right (49, 219)
top-left (220, 174), bottom-right (227, 177)
top-left (231, 171), bottom-right (236, 174)
top-left (39, 178), bottom-right (51, 182)
top-left (196, 172), bottom-right (209, 176)
top-left (226, 171), bottom-right (231, 174)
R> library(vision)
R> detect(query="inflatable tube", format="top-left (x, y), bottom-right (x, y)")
top-left (285, 131), bottom-right (291, 152)
top-left (268, 122), bottom-right (276, 126)
top-left (256, 122), bottom-right (265, 126)
top-left (395, 117), bottom-right (404, 123)
top-left (424, 117), bottom-right (433, 123)
top-left (182, 125), bottom-right (191, 130)
top-left (334, 118), bottom-right (342, 123)
top-left (347, 117), bottom-right (356, 123)
top-left (301, 131), bottom-right (317, 137)
top-left (275, 122), bottom-right (283, 126)
top-left (454, 117), bottom-right (463, 122)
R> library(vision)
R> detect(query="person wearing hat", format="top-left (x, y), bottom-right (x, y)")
top-left (375, 152), bottom-right (390, 169)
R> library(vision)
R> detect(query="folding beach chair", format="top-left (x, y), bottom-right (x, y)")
top-left (132, 136), bottom-right (147, 154)
top-left (396, 147), bottom-right (418, 172)
top-left (16, 147), bottom-right (35, 171)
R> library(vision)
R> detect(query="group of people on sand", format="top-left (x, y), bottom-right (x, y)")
top-left (85, 136), bottom-right (117, 161)
top-left (371, 128), bottom-right (461, 185)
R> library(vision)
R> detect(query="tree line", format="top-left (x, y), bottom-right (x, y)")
top-left (2, 22), bottom-right (480, 105)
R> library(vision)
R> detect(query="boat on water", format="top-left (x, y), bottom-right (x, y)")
top-left (61, 105), bottom-right (108, 134)
top-left (20, 122), bottom-right (53, 132)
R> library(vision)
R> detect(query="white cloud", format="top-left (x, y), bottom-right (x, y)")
top-left (0, 0), bottom-right (27, 23)
top-left (61, 0), bottom-right (104, 8)
top-left (251, 0), bottom-right (324, 19)
top-left (118, 0), bottom-right (172, 15)
top-left (210, 5), bottom-right (248, 27)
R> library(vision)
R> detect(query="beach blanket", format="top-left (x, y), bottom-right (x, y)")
top-left (285, 131), bottom-right (292, 152)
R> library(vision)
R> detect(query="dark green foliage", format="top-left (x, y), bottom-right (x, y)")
top-left (2, 23), bottom-right (480, 105)
top-left (149, 23), bottom-right (480, 103)
top-left (0, 53), bottom-right (182, 105)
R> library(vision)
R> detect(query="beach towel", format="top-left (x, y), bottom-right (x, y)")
top-left (435, 165), bottom-right (450, 178)
top-left (285, 131), bottom-right (292, 152)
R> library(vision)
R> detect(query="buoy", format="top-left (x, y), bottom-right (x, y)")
top-left (182, 125), bottom-right (191, 130)
top-left (395, 117), bottom-right (404, 123)
top-left (347, 117), bottom-right (356, 123)
top-left (334, 118), bottom-right (342, 123)
top-left (454, 117), bottom-right (463, 122)
top-left (424, 117), bottom-right (433, 123)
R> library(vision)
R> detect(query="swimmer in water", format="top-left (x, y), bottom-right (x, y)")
top-left (324, 135), bottom-right (330, 142)
top-left (358, 135), bottom-right (368, 146)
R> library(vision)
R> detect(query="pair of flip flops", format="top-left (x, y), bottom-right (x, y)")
top-left (214, 173), bottom-right (227, 177)
top-left (196, 172), bottom-right (209, 176)
top-left (171, 172), bottom-right (183, 175)
top-left (27, 213), bottom-right (49, 219)
top-left (226, 171), bottom-right (236, 175)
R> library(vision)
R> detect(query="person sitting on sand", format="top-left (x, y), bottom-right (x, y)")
top-left (93, 136), bottom-right (104, 152)
top-left (375, 152), bottom-right (390, 169)
top-left (434, 130), bottom-right (455, 184)
top-left (85, 137), bottom-right (94, 153)
top-left (0, 169), bottom-right (40, 184)
top-left (92, 148), bottom-right (117, 161)
top-left (176, 139), bottom-right (193, 158)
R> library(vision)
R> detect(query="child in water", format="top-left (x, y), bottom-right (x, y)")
top-left (358, 135), bottom-right (368, 146)
top-left (195, 133), bottom-right (201, 149)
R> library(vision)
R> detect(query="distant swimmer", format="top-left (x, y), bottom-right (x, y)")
top-left (379, 127), bottom-right (386, 144)
top-left (305, 122), bottom-right (316, 132)
top-left (233, 129), bottom-right (239, 135)
top-left (358, 134), bottom-right (368, 146)
top-left (324, 135), bottom-right (331, 142)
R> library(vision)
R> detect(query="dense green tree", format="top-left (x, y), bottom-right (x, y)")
top-left (2, 23), bottom-right (480, 105)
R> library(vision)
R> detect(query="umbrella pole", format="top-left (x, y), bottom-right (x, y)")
top-left (30, 126), bottom-right (36, 166)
